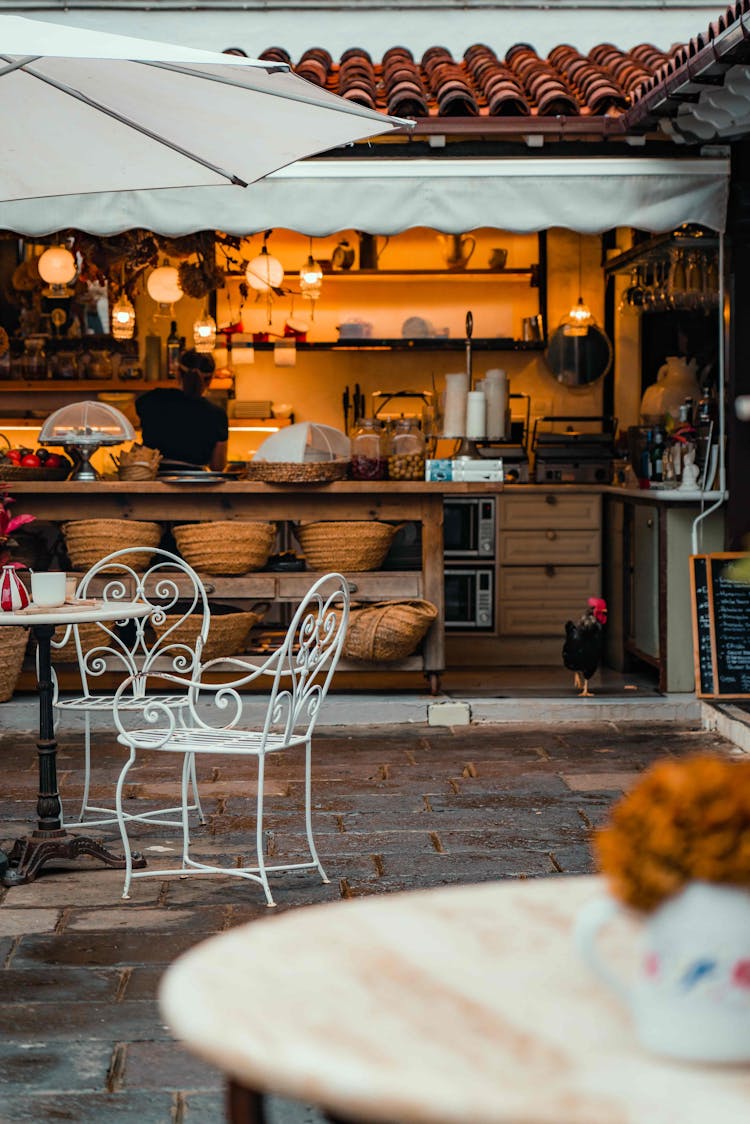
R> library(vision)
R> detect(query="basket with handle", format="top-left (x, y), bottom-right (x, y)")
top-left (296, 521), bottom-right (398, 572)
top-left (337, 599), bottom-right (438, 662)
top-left (0, 627), bottom-right (28, 701)
top-left (63, 519), bottom-right (162, 572)
top-left (245, 459), bottom-right (349, 484)
top-left (174, 521), bottom-right (276, 575)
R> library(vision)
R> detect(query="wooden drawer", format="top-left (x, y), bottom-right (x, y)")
top-left (499, 529), bottom-right (600, 566)
top-left (498, 600), bottom-right (591, 636)
top-left (499, 492), bottom-right (601, 530)
top-left (277, 572), bottom-right (422, 601)
top-left (139, 573), bottom-right (277, 600)
top-left (500, 565), bottom-right (601, 603)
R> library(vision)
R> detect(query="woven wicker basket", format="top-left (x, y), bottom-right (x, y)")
top-left (246, 459), bottom-right (349, 484)
top-left (340, 600), bottom-right (438, 663)
top-left (63, 519), bottom-right (162, 572)
top-left (151, 608), bottom-right (263, 661)
top-left (0, 627), bottom-right (28, 702)
top-left (52, 622), bottom-right (113, 664)
top-left (296, 521), bottom-right (397, 572)
top-left (0, 464), bottom-right (69, 481)
top-left (174, 521), bottom-right (276, 575)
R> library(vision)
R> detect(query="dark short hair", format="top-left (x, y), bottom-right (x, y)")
top-left (179, 348), bottom-right (215, 376)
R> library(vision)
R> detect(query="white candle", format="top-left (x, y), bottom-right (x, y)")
top-left (466, 391), bottom-right (487, 440)
top-left (484, 368), bottom-right (509, 440)
top-left (443, 372), bottom-right (468, 437)
top-left (273, 341), bottom-right (296, 367)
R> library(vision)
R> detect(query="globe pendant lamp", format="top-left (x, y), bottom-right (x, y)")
top-left (562, 235), bottom-right (593, 337)
top-left (299, 238), bottom-right (323, 298)
top-left (38, 245), bottom-right (77, 298)
top-left (245, 231), bottom-right (284, 293)
top-left (111, 292), bottom-right (136, 340)
top-left (147, 263), bottom-right (184, 306)
top-left (193, 310), bottom-right (217, 353)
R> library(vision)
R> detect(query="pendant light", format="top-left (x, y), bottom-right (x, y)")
top-left (38, 245), bottom-right (77, 297)
top-left (245, 230), bottom-right (284, 292)
top-left (193, 309), bottom-right (217, 352)
top-left (147, 261), bottom-right (184, 305)
top-left (111, 292), bottom-right (136, 340)
top-left (299, 238), bottom-right (323, 297)
top-left (562, 235), bottom-right (593, 337)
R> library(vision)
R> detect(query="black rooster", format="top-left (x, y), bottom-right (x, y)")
top-left (563, 598), bottom-right (607, 697)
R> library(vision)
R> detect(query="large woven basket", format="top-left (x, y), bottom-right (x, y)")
top-left (0, 627), bottom-right (28, 702)
top-left (0, 464), bottom-right (69, 481)
top-left (340, 600), bottom-right (438, 663)
top-left (246, 459), bottom-right (349, 484)
top-left (151, 607), bottom-right (263, 661)
top-left (174, 521), bottom-right (276, 576)
top-left (52, 622), bottom-right (115, 664)
top-left (296, 521), bottom-right (397, 572)
top-left (63, 519), bottom-right (162, 571)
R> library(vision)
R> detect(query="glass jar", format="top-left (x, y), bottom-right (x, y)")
top-left (388, 418), bottom-right (426, 481)
top-left (84, 350), bottom-right (113, 380)
top-left (49, 350), bottom-right (79, 381)
top-left (20, 336), bottom-right (47, 380)
top-left (351, 418), bottom-right (387, 480)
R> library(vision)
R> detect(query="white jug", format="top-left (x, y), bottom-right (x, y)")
top-left (640, 355), bottom-right (700, 424)
top-left (574, 881), bottom-right (750, 1063)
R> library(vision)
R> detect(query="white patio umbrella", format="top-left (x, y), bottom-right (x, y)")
top-left (0, 14), bottom-right (410, 214)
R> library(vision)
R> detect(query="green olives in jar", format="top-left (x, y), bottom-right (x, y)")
top-left (388, 418), bottom-right (426, 480)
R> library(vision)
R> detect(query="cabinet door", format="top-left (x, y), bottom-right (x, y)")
top-left (631, 505), bottom-right (659, 659)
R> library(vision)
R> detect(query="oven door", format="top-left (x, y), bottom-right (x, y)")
top-left (444, 497), bottom-right (496, 559)
top-left (445, 567), bottom-right (495, 630)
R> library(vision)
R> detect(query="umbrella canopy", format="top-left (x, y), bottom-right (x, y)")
top-left (0, 14), bottom-right (409, 206)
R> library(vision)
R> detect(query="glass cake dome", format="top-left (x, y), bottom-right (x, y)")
top-left (39, 400), bottom-right (135, 480)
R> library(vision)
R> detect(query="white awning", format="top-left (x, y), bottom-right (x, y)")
top-left (0, 156), bottom-right (729, 236)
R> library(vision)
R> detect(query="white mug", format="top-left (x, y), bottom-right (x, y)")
top-left (30, 571), bottom-right (67, 608)
top-left (574, 882), bottom-right (750, 1063)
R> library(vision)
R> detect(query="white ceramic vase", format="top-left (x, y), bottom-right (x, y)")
top-left (640, 355), bottom-right (701, 424)
top-left (575, 881), bottom-right (750, 1063)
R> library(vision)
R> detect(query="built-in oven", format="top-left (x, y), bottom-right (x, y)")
top-left (443, 497), bottom-right (496, 559)
top-left (445, 566), bottom-right (495, 631)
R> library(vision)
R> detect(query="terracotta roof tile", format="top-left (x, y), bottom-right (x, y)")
top-left (257, 41), bottom-right (680, 126)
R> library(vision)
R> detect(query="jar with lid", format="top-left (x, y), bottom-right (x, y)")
top-left (49, 350), bottom-right (79, 381)
top-left (388, 418), bottom-right (426, 480)
top-left (20, 336), bottom-right (47, 380)
top-left (84, 350), bottom-right (113, 380)
top-left (351, 418), bottom-right (387, 480)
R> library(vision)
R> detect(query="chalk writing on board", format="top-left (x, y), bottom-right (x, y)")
top-left (691, 556), bottom-right (714, 696)
top-left (710, 558), bottom-right (750, 697)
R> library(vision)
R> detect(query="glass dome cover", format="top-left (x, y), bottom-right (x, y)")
top-left (39, 400), bottom-right (135, 446)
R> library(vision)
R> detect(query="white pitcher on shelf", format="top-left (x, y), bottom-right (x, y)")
top-left (640, 355), bottom-right (701, 424)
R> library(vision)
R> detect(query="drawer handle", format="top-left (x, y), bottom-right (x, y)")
top-left (545, 564), bottom-right (556, 577)
top-left (646, 519), bottom-right (654, 529)
top-left (204, 582), bottom-right (216, 594)
top-left (545, 494), bottom-right (557, 506)
top-left (546, 530), bottom-right (557, 541)
top-left (347, 581), bottom-right (358, 594)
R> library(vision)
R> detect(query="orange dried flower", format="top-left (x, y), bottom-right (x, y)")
top-left (594, 753), bottom-right (750, 912)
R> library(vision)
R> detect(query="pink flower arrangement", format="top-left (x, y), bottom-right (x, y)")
top-left (0, 492), bottom-right (35, 566)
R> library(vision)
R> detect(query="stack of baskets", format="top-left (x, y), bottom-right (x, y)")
top-left (339, 600), bottom-right (438, 663)
top-left (174, 521), bottom-right (276, 575)
top-left (63, 520), bottom-right (162, 571)
top-left (150, 603), bottom-right (265, 661)
top-left (0, 628), bottom-right (28, 702)
top-left (296, 521), bottom-right (397, 572)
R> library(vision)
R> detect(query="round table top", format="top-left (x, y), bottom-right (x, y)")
top-left (159, 875), bottom-right (750, 1124)
top-left (0, 599), bottom-right (152, 627)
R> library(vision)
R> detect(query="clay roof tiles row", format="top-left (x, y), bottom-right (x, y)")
top-left (260, 41), bottom-right (677, 120)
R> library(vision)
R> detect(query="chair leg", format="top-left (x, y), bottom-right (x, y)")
top-left (304, 739), bottom-right (329, 885)
top-left (116, 748), bottom-right (138, 900)
top-left (189, 753), bottom-right (205, 825)
top-left (255, 755), bottom-right (276, 908)
top-left (78, 712), bottom-right (93, 823)
top-left (181, 752), bottom-right (194, 866)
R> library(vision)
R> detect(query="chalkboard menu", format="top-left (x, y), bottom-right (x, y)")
top-left (690, 554), bottom-right (750, 698)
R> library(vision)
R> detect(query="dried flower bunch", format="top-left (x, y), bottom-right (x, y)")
top-left (595, 753), bottom-right (750, 913)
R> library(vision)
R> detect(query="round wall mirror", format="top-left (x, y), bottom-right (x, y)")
top-left (545, 324), bottom-right (613, 388)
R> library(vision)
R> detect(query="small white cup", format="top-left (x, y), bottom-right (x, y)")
top-left (31, 572), bottom-right (67, 608)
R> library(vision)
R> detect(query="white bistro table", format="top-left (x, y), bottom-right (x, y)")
top-left (160, 875), bottom-right (750, 1124)
top-left (0, 599), bottom-right (151, 886)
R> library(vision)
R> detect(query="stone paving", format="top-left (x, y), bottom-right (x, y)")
top-left (0, 719), bottom-right (735, 1123)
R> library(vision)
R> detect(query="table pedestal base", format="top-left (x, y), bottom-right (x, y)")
top-left (2, 829), bottom-right (147, 887)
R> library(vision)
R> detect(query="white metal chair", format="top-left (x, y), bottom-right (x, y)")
top-left (52, 546), bottom-right (211, 828)
top-left (111, 572), bottom-right (350, 906)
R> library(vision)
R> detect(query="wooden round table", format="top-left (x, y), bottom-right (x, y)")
top-left (159, 875), bottom-right (750, 1124)
top-left (0, 599), bottom-right (152, 886)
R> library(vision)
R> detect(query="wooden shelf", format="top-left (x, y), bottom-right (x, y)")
top-left (0, 380), bottom-right (174, 393)
top-left (247, 338), bottom-right (546, 352)
top-left (227, 268), bottom-right (537, 283)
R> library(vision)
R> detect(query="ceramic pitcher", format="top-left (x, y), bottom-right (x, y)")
top-left (0, 564), bottom-right (30, 612)
top-left (437, 233), bottom-right (476, 270)
top-left (575, 881), bottom-right (750, 1063)
top-left (640, 355), bottom-right (700, 423)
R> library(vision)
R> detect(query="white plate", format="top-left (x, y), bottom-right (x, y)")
top-left (160, 474), bottom-right (227, 485)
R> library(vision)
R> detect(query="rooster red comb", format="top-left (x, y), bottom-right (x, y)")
top-left (588, 597), bottom-right (608, 622)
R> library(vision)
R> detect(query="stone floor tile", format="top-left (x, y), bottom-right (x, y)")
top-left (0, 909), bottom-right (60, 936)
top-left (560, 771), bottom-right (642, 792)
top-left (0, 1090), bottom-right (179, 1122)
top-left (65, 906), bottom-right (225, 933)
top-left (0, 1040), bottom-right (112, 1092)
top-left (0, 966), bottom-right (120, 1003)
top-left (0, 999), bottom-right (167, 1042)
top-left (122, 1040), bottom-right (222, 1091)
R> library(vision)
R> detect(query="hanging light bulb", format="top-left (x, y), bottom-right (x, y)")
top-left (111, 292), bottom-right (136, 340)
top-left (147, 263), bottom-right (183, 305)
top-left (245, 231), bottom-right (284, 292)
top-left (299, 237), bottom-right (323, 293)
top-left (562, 296), bottom-right (593, 337)
top-left (193, 309), bottom-right (217, 353)
top-left (38, 245), bottom-right (77, 297)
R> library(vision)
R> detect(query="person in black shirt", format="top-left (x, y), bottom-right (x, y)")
top-left (136, 349), bottom-right (229, 472)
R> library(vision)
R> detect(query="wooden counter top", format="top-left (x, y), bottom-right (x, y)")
top-left (5, 479), bottom-right (501, 495)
